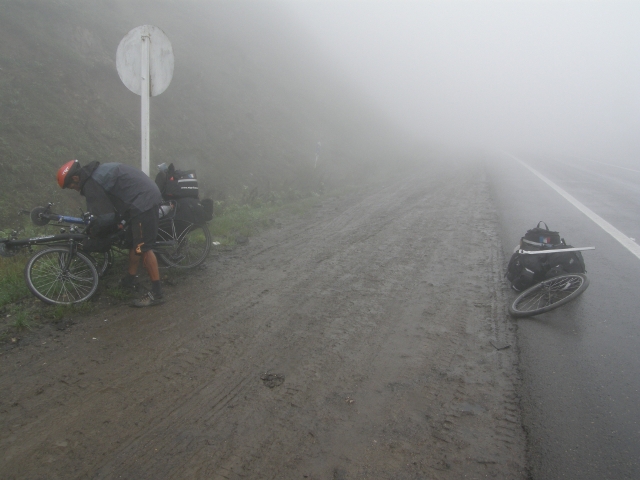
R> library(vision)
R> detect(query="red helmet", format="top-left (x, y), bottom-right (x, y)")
top-left (57, 160), bottom-right (80, 188)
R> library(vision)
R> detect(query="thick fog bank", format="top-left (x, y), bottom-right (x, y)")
top-left (287, 1), bottom-right (640, 165)
top-left (0, 0), bottom-right (423, 224)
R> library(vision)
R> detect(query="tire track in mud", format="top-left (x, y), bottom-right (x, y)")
top-left (151, 178), bottom-right (451, 478)
top-left (286, 168), bottom-right (526, 479)
top-left (0, 161), bottom-right (526, 479)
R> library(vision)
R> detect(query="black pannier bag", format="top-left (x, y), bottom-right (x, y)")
top-left (81, 216), bottom-right (122, 252)
top-left (506, 222), bottom-right (586, 291)
top-left (544, 243), bottom-right (586, 278)
top-left (174, 197), bottom-right (209, 225)
top-left (520, 221), bottom-right (561, 250)
top-left (155, 163), bottom-right (199, 200)
top-left (166, 169), bottom-right (198, 199)
top-left (506, 251), bottom-right (546, 292)
top-left (200, 198), bottom-right (214, 221)
top-left (81, 236), bottom-right (114, 253)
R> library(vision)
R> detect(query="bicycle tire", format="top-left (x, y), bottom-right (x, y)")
top-left (87, 250), bottom-right (113, 277)
top-left (157, 223), bottom-right (211, 269)
top-left (25, 247), bottom-right (99, 305)
top-left (509, 273), bottom-right (589, 318)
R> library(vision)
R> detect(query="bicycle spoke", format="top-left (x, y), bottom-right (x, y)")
top-left (26, 248), bottom-right (99, 305)
top-left (157, 222), bottom-right (211, 269)
top-left (510, 274), bottom-right (588, 317)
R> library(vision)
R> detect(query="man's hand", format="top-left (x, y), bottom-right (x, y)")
top-left (82, 212), bottom-right (95, 225)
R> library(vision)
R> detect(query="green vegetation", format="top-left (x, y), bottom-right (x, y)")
top-left (51, 302), bottom-right (93, 322)
top-left (0, 192), bottom-right (321, 314)
top-left (0, 254), bottom-right (30, 306)
top-left (0, 217), bottom-right (78, 309)
top-left (103, 285), bottom-right (134, 302)
top-left (0, 0), bottom-right (407, 230)
top-left (10, 311), bottom-right (32, 331)
top-left (210, 191), bottom-right (320, 244)
top-left (0, 0), bottom-right (416, 342)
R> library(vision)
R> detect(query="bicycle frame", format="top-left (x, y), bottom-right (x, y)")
top-left (1, 201), bottom-right (208, 268)
top-left (1, 232), bottom-right (87, 257)
top-left (1, 200), bottom-right (209, 305)
top-left (46, 214), bottom-right (86, 225)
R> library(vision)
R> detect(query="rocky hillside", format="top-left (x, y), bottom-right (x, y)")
top-left (0, 0), bottom-right (414, 226)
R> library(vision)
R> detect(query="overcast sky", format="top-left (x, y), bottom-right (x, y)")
top-left (287, 1), bottom-right (640, 163)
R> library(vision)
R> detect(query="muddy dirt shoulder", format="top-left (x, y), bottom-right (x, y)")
top-left (0, 185), bottom-right (366, 353)
top-left (0, 164), bottom-right (527, 479)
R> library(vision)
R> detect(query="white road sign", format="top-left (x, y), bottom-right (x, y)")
top-left (116, 25), bottom-right (174, 175)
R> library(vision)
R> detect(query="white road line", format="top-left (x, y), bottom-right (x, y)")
top-left (592, 160), bottom-right (640, 174)
top-left (506, 153), bottom-right (640, 261)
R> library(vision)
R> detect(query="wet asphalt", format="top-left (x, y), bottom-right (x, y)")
top-left (488, 153), bottom-right (640, 480)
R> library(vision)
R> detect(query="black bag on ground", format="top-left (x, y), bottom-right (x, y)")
top-left (544, 243), bottom-right (586, 278)
top-left (520, 221), bottom-right (561, 250)
top-left (506, 251), bottom-right (546, 292)
top-left (507, 221), bottom-right (588, 290)
top-left (507, 220), bottom-right (560, 290)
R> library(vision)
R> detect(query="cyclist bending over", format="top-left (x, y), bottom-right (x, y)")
top-left (57, 159), bottom-right (164, 307)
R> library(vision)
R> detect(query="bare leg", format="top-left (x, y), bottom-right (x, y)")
top-left (128, 249), bottom-right (141, 276)
top-left (141, 250), bottom-right (161, 282)
top-left (129, 250), bottom-right (164, 307)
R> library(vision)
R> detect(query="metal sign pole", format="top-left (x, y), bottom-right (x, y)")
top-left (116, 25), bottom-right (173, 177)
top-left (140, 29), bottom-right (151, 176)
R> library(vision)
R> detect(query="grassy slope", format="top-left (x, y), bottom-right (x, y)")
top-left (0, 0), bottom-right (411, 228)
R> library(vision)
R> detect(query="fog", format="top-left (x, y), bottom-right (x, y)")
top-left (286, 1), bottom-right (640, 164)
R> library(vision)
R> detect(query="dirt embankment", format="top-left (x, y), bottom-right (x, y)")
top-left (0, 161), bottom-right (526, 479)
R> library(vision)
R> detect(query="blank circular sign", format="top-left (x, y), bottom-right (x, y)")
top-left (116, 25), bottom-right (174, 96)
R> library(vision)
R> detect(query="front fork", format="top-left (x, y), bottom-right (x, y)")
top-left (60, 239), bottom-right (78, 271)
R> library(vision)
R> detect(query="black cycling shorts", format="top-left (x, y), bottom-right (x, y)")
top-left (128, 207), bottom-right (159, 254)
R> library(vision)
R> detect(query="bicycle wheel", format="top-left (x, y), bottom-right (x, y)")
top-left (157, 223), bottom-right (211, 269)
top-left (509, 273), bottom-right (589, 318)
top-left (87, 250), bottom-right (113, 277)
top-left (25, 247), bottom-right (99, 305)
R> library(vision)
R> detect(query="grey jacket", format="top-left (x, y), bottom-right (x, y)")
top-left (78, 162), bottom-right (162, 227)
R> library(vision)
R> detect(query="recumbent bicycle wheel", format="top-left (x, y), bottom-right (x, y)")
top-left (509, 273), bottom-right (589, 318)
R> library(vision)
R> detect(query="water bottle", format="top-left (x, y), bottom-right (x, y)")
top-left (159, 204), bottom-right (171, 218)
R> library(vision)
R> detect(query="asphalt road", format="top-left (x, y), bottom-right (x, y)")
top-left (488, 153), bottom-right (640, 479)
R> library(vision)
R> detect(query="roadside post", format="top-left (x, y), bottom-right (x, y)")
top-left (116, 25), bottom-right (174, 176)
top-left (315, 141), bottom-right (321, 169)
